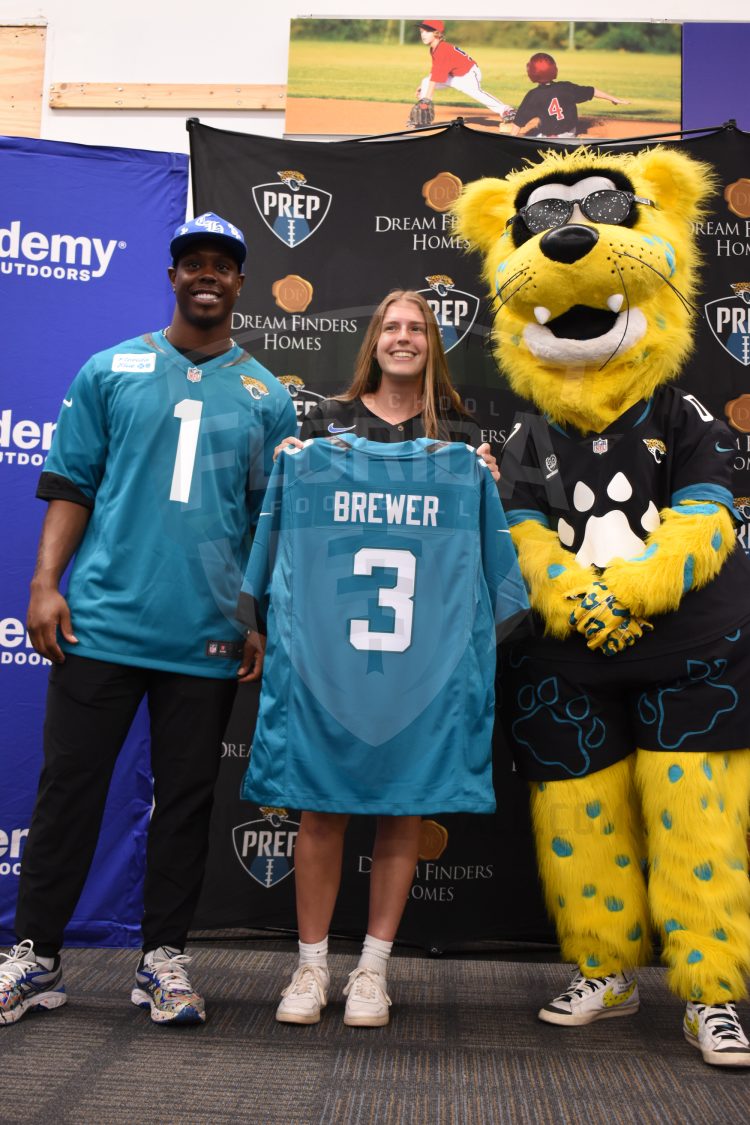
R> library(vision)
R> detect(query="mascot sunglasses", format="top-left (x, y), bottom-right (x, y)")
top-left (508, 189), bottom-right (657, 235)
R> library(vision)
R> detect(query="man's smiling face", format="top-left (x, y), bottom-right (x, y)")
top-left (168, 243), bottom-right (244, 332)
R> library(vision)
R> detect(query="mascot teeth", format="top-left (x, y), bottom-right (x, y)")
top-left (534, 306), bottom-right (552, 325)
top-left (607, 294), bottom-right (625, 313)
top-left (524, 308), bottom-right (647, 364)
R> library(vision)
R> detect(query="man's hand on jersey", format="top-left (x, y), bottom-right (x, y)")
top-left (568, 581), bottom-right (652, 655)
top-left (273, 436), bottom-right (304, 462)
top-left (27, 585), bottom-right (78, 663)
top-left (237, 631), bottom-right (266, 683)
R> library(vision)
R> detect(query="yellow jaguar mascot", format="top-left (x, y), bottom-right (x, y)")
top-left (456, 145), bottom-right (750, 1066)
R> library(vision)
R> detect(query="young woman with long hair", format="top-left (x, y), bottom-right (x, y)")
top-left (259, 290), bottom-right (508, 1028)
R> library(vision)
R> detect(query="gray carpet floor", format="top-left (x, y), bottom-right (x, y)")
top-left (2, 944), bottom-right (749, 1124)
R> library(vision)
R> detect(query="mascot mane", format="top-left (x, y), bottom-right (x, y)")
top-left (454, 146), bottom-right (717, 433)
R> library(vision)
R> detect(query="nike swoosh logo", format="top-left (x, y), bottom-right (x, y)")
top-left (505, 422), bottom-right (522, 445)
top-left (63, 398), bottom-right (73, 408)
top-left (715, 443), bottom-right (734, 453)
top-left (327, 423), bottom-right (357, 434)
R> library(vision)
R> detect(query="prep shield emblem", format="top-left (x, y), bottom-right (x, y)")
top-left (232, 812), bottom-right (300, 888)
top-left (704, 288), bottom-right (750, 367)
top-left (252, 170), bottom-right (331, 248)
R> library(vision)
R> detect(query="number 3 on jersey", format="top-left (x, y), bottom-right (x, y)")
top-left (349, 547), bottom-right (416, 653)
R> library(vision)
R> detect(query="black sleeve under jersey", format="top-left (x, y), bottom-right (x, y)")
top-left (36, 471), bottom-right (95, 509)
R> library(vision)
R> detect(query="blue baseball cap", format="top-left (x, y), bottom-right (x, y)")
top-left (170, 212), bottom-right (246, 268)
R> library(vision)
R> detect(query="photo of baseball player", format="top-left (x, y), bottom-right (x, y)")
top-left (413, 19), bottom-right (515, 128)
top-left (511, 52), bottom-right (630, 139)
top-left (284, 19), bottom-right (679, 139)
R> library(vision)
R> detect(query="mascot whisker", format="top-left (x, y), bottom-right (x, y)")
top-left (456, 145), bottom-right (750, 1067)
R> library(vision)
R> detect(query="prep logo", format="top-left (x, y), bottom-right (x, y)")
top-left (419, 275), bottom-right (479, 353)
top-left (0, 220), bottom-right (125, 282)
top-left (1, 616), bottom-right (51, 667)
top-left (232, 807), bottom-right (299, 888)
top-left (705, 283), bottom-right (750, 366)
top-left (0, 409), bottom-right (56, 467)
top-left (252, 170), bottom-right (332, 248)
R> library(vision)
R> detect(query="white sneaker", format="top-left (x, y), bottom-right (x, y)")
top-left (538, 969), bottom-right (639, 1026)
top-left (276, 964), bottom-right (329, 1025)
top-left (343, 967), bottom-right (391, 1027)
top-left (684, 1002), bottom-right (750, 1067)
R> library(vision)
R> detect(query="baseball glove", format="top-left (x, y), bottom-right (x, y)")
top-left (408, 98), bottom-right (435, 128)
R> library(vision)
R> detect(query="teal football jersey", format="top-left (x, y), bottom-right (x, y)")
top-left (239, 435), bottom-right (529, 813)
top-left (40, 331), bottom-right (296, 677)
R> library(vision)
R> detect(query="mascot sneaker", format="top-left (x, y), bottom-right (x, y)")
top-left (131, 946), bottom-right (205, 1025)
top-left (0, 940), bottom-right (67, 1025)
top-left (276, 964), bottom-right (329, 1024)
top-left (539, 969), bottom-right (639, 1026)
top-left (343, 967), bottom-right (391, 1027)
top-left (683, 1002), bottom-right (750, 1067)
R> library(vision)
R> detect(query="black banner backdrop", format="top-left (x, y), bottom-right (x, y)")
top-left (190, 120), bottom-right (750, 951)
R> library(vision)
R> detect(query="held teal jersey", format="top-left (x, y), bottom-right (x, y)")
top-left (238, 435), bottom-right (529, 814)
top-left (39, 330), bottom-right (296, 677)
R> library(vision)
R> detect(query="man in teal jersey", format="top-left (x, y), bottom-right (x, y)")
top-left (0, 214), bottom-right (296, 1027)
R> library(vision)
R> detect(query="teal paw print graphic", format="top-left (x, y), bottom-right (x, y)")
top-left (513, 675), bottom-right (605, 777)
top-left (638, 659), bottom-right (738, 749)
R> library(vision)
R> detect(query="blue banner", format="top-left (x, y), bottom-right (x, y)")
top-left (0, 135), bottom-right (188, 946)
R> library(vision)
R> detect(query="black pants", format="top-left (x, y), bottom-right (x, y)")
top-left (15, 654), bottom-right (237, 958)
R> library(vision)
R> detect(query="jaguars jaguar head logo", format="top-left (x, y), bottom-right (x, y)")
top-left (454, 146), bottom-right (716, 433)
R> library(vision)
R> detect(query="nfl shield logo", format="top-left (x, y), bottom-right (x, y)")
top-left (187, 367), bottom-right (202, 383)
top-left (593, 438), bottom-right (608, 455)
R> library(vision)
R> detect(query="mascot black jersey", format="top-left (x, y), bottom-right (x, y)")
top-left (501, 385), bottom-right (750, 660)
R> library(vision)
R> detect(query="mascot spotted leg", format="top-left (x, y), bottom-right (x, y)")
top-left (456, 146), bottom-right (750, 1066)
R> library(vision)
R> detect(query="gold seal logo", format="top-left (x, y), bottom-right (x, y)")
top-left (422, 172), bottom-right (463, 213)
top-left (272, 274), bottom-right (313, 313)
top-left (418, 819), bottom-right (448, 861)
top-left (725, 394), bottom-right (750, 433)
top-left (724, 179), bottom-right (750, 219)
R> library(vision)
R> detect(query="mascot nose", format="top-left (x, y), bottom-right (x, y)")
top-left (540, 224), bottom-right (599, 264)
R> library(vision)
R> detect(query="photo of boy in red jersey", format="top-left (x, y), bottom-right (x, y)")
top-left (416, 19), bottom-right (515, 126)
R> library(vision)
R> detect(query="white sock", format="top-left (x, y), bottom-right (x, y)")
top-left (357, 934), bottom-right (392, 977)
top-left (298, 937), bottom-right (329, 977)
top-left (35, 954), bottom-right (55, 971)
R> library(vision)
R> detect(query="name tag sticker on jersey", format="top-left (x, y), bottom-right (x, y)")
top-left (205, 639), bottom-right (245, 659)
top-left (112, 353), bottom-right (157, 373)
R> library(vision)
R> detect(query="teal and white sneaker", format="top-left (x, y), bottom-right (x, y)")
top-left (538, 969), bottom-right (639, 1026)
top-left (131, 946), bottom-right (205, 1025)
top-left (0, 940), bottom-right (67, 1025)
top-left (684, 1002), bottom-right (750, 1067)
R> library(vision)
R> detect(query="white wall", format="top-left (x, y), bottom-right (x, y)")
top-left (0, 2), bottom-right (745, 155)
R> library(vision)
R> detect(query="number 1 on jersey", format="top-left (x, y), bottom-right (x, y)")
top-left (349, 547), bottom-right (416, 653)
top-left (170, 398), bottom-right (203, 503)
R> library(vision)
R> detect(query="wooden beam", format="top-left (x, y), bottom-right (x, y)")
top-left (49, 82), bottom-right (286, 111)
top-left (0, 27), bottom-right (46, 138)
